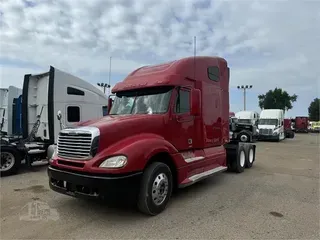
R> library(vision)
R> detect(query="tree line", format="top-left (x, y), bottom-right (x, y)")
top-left (258, 88), bottom-right (319, 121)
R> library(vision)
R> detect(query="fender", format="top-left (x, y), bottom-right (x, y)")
top-left (92, 133), bottom-right (181, 173)
top-left (238, 130), bottom-right (253, 142)
top-left (239, 129), bottom-right (252, 136)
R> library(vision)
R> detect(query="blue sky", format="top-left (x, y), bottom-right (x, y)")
top-left (1, 0), bottom-right (319, 118)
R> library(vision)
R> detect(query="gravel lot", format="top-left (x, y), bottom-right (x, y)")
top-left (1, 133), bottom-right (319, 239)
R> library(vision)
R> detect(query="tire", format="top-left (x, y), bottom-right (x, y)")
top-left (231, 146), bottom-right (246, 173)
top-left (0, 146), bottom-right (22, 177)
top-left (137, 162), bottom-right (173, 216)
top-left (239, 132), bottom-right (250, 143)
top-left (245, 145), bottom-right (255, 168)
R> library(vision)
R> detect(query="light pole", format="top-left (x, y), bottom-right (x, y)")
top-left (237, 85), bottom-right (252, 111)
top-left (97, 82), bottom-right (110, 94)
top-left (108, 56), bottom-right (112, 96)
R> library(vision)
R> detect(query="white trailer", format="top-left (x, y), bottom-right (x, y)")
top-left (1, 66), bottom-right (108, 176)
top-left (258, 109), bottom-right (285, 141)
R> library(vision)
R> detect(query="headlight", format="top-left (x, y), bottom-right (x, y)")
top-left (99, 155), bottom-right (127, 168)
top-left (47, 144), bottom-right (57, 162)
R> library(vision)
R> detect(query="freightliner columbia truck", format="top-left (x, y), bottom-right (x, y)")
top-left (47, 56), bottom-right (257, 216)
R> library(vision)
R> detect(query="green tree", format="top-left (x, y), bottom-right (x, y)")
top-left (258, 88), bottom-right (298, 112)
top-left (308, 98), bottom-right (320, 121)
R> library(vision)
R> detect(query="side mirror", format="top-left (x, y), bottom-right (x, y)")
top-left (190, 89), bottom-right (201, 116)
top-left (57, 110), bottom-right (62, 120)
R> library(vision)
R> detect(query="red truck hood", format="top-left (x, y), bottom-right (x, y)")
top-left (76, 114), bottom-right (166, 151)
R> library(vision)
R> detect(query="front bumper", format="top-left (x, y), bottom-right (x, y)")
top-left (258, 134), bottom-right (279, 140)
top-left (48, 166), bottom-right (142, 200)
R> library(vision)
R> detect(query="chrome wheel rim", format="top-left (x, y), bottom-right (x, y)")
top-left (1, 152), bottom-right (15, 171)
top-left (240, 134), bottom-right (248, 142)
top-left (240, 150), bottom-right (245, 167)
top-left (152, 173), bottom-right (169, 206)
top-left (249, 149), bottom-right (254, 163)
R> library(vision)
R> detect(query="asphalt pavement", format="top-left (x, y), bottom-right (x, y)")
top-left (1, 133), bottom-right (319, 239)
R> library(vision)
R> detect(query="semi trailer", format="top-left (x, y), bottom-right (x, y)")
top-left (47, 56), bottom-right (257, 216)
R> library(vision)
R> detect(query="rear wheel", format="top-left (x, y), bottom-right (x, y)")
top-left (290, 131), bottom-right (295, 138)
top-left (231, 146), bottom-right (246, 173)
top-left (0, 146), bottom-right (22, 176)
top-left (245, 146), bottom-right (255, 168)
top-left (137, 162), bottom-right (173, 216)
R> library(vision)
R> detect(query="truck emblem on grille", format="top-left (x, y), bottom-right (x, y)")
top-left (68, 131), bottom-right (78, 135)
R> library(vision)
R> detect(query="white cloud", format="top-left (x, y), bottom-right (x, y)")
top-left (0, 0), bottom-right (319, 113)
top-left (0, 65), bottom-right (40, 89)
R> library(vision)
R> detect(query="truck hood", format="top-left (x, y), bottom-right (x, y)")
top-left (76, 114), bottom-right (166, 151)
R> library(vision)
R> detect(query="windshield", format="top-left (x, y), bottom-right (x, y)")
top-left (259, 119), bottom-right (278, 125)
top-left (110, 87), bottom-right (173, 115)
top-left (237, 119), bottom-right (251, 124)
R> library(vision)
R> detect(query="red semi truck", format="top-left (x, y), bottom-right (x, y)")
top-left (294, 116), bottom-right (309, 133)
top-left (284, 118), bottom-right (295, 138)
top-left (47, 56), bottom-right (257, 216)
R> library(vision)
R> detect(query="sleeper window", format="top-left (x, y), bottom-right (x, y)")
top-left (207, 66), bottom-right (220, 81)
top-left (175, 90), bottom-right (190, 113)
top-left (67, 87), bottom-right (85, 96)
top-left (67, 106), bottom-right (80, 122)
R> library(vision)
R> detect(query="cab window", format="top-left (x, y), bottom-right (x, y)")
top-left (175, 89), bottom-right (190, 113)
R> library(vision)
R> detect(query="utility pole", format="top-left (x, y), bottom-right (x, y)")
top-left (237, 85), bottom-right (253, 111)
top-left (97, 56), bottom-right (112, 96)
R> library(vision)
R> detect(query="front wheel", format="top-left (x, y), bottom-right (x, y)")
top-left (0, 146), bottom-right (22, 176)
top-left (239, 132), bottom-right (250, 142)
top-left (137, 162), bottom-right (173, 216)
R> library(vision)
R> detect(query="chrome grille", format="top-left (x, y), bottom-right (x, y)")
top-left (259, 128), bottom-right (272, 135)
top-left (57, 131), bottom-right (92, 160)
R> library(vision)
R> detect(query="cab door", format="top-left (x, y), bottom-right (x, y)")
top-left (169, 87), bottom-right (195, 151)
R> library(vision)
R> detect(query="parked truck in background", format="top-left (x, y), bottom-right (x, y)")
top-left (47, 56), bottom-right (257, 216)
top-left (258, 109), bottom-right (285, 141)
top-left (232, 110), bottom-right (259, 142)
top-left (309, 121), bottom-right (320, 133)
top-left (294, 116), bottom-right (309, 133)
top-left (1, 66), bottom-right (108, 176)
top-left (284, 118), bottom-right (295, 138)
top-left (310, 121), bottom-right (320, 133)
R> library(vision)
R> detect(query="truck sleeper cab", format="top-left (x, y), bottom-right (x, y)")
top-left (1, 66), bottom-right (108, 176)
top-left (47, 56), bottom-right (257, 216)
